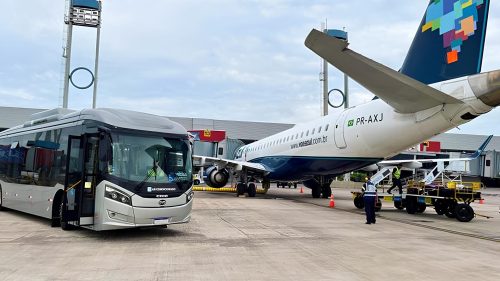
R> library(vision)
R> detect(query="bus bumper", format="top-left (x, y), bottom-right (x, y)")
top-left (95, 196), bottom-right (193, 231)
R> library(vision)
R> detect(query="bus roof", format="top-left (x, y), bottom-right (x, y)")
top-left (0, 108), bottom-right (187, 137)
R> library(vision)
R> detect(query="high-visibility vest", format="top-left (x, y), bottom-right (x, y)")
top-left (148, 169), bottom-right (165, 177)
top-left (393, 167), bottom-right (401, 179)
top-left (364, 181), bottom-right (377, 196)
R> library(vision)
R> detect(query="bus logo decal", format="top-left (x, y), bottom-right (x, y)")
top-left (159, 200), bottom-right (167, 206)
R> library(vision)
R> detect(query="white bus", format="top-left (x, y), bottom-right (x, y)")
top-left (0, 108), bottom-right (193, 231)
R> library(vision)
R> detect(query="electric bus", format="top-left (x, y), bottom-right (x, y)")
top-left (0, 108), bottom-right (194, 231)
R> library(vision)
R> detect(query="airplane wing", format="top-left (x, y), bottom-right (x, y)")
top-left (379, 135), bottom-right (493, 165)
top-left (304, 29), bottom-right (463, 113)
top-left (193, 155), bottom-right (271, 175)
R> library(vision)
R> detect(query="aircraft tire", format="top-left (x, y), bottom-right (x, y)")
top-left (236, 183), bottom-right (246, 196)
top-left (455, 203), bottom-right (474, 222)
top-left (312, 187), bottom-right (321, 198)
top-left (321, 185), bottom-right (331, 198)
top-left (247, 183), bottom-right (256, 197)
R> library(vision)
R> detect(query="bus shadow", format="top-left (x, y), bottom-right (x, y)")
top-left (88, 226), bottom-right (203, 241)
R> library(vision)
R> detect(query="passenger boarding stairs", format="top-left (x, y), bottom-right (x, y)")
top-left (369, 166), bottom-right (395, 186)
top-left (369, 162), bottom-right (454, 191)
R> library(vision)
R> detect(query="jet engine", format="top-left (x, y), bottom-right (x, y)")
top-left (204, 166), bottom-right (229, 188)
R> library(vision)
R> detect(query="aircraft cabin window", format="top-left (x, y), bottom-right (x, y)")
top-left (300, 132), bottom-right (304, 138)
top-left (318, 126), bottom-right (322, 133)
top-left (325, 124), bottom-right (329, 131)
top-left (312, 128), bottom-right (315, 134)
top-left (306, 130), bottom-right (309, 136)
top-left (295, 133), bottom-right (299, 139)
top-left (286, 136), bottom-right (289, 142)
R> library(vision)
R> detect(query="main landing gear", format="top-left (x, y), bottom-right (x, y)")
top-left (236, 182), bottom-right (257, 197)
top-left (304, 178), bottom-right (332, 199)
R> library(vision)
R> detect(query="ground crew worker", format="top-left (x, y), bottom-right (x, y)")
top-left (363, 179), bottom-right (377, 224)
top-left (147, 161), bottom-right (165, 179)
top-left (387, 164), bottom-right (403, 194)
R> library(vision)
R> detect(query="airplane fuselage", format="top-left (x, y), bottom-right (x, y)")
top-left (235, 72), bottom-right (497, 181)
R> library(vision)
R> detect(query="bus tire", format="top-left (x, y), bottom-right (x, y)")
top-left (354, 195), bottom-right (364, 209)
top-left (59, 201), bottom-right (74, 231)
top-left (455, 203), bottom-right (474, 222)
top-left (247, 183), bottom-right (256, 197)
top-left (0, 186), bottom-right (4, 211)
top-left (51, 192), bottom-right (63, 227)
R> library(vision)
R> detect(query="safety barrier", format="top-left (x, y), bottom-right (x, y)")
top-left (192, 186), bottom-right (268, 194)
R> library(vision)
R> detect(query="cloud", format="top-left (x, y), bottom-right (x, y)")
top-left (0, 88), bottom-right (38, 102)
top-left (0, 0), bottom-right (499, 135)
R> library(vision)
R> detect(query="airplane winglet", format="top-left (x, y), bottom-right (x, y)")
top-left (305, 29), bottom-right (463, 113)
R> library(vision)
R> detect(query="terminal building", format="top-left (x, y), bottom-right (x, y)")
top-left (1, 106), bottom-right (499, 186)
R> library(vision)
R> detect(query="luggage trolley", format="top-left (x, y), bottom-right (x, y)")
top-left (352, 181), bottom-right (483, 222)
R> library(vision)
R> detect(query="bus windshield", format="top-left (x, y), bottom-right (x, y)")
top-left (104, 132), bottom-right (192, 187)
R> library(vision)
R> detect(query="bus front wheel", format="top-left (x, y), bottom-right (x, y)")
top-left (51, 192), bottom-right (63, 227)
top-left (0, 187), bottom-right (3, 211)
top-left (59, 202), bottom-right (74, 231)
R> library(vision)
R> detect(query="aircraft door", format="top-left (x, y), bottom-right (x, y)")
top-left (334, 111), bottom-right (348, 149)
top-left (62, 134), bottom-right (99, 227)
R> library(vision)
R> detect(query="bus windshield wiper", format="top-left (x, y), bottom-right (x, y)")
top-left (136, 159), bottom-right (160, 191)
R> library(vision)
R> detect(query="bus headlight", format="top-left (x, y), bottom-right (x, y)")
top-left (105, 185), bottom-right (132, 206)
top-left (186, 191), bottom-right (194, 203)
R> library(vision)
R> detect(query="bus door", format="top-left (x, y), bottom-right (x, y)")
top-left (62, 134), bottom-right (100, 227)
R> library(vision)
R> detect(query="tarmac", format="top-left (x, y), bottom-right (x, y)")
top-left (1, 184), bottom-right (500, 281)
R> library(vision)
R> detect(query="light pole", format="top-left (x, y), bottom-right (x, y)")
top-left (62, 0), bottom-right (102, 109)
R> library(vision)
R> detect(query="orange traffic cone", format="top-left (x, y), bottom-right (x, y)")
top-left (329, 194), bottom-right (335, 208)
top-left (299, 186), bottom-right (304, 194)
top-left (479, 198), bottom-right (484, 204)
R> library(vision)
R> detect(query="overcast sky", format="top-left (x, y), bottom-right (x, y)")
top-left (0, 1), bottom-right (499, 135)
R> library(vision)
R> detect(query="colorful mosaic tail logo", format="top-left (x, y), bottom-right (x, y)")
top-left (400, 0), bottom-right (489, 85)
top-left (422, 0), bottom-right (485, 64)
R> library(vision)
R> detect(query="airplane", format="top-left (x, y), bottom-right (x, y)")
top-left (193, 0), bottom-right (500, 198)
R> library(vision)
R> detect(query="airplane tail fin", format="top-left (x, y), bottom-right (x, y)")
top-left (400, 0), bottom-right (490, 85)
top-left (469, 135), bottom-right (493, 159)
